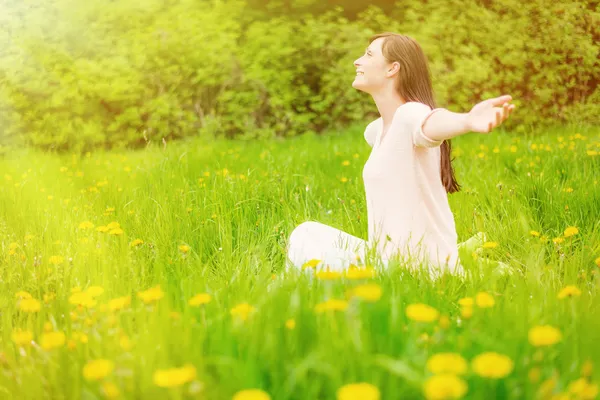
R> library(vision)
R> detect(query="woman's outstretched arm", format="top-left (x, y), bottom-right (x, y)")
top-left (422, 95), bottom-right (516, 142)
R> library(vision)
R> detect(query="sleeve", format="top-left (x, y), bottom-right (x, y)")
top-left (409, 102), bottom-right (445, 148)
top-left (363, 118), bottom-right (379, 147)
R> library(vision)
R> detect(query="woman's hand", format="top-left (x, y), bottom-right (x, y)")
top-left (466, 95), bottom-right (516, 134)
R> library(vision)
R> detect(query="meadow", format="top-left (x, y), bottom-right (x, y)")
top-left (0, 122), bottom-right (599, 399)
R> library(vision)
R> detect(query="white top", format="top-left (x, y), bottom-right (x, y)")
top-left (362, 101), bottom-right (461, 273)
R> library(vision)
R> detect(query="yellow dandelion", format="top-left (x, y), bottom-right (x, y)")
top-left (188, 293), bottom-right (212, 307)
top-left (347, 284), bottom-right (382, 302)
top-left (315, 270), bottom-right (343, 280)
top-left (530, 230), bottom-right (540, 237)
top-left (130, 239), bottom-right (144, 247)
top-left (567, 378), bottom-right (598, 399)
top-left (475, 292), bottom-right (495, 308)
top-left (423, 374), bottom-right (468, 400)
top-left (528, 325), bottom-right (562, 347)
top-left (471, 352), bottom-right (514, 378)
top-left (285, 319), bottom-right (296, 330)
top-left (40, 331), bottom-right (66, 350)
top-left (153, 364), bottom-right (197, 388)
top-left (458, 297), bottom-right (473, 307)
top-left (232, 389), bottom-right (272, 400)
top-left (482, 242), bottom-right (498, 249)
top-left (11, 329), bottom-right (33, 346)
top-left (86, 286), bottom-right (105, 297)
top-left (108, 295), bottom-right (131, 311)
top-left (108, 228), bottom-right (124, 236)
top-left (101, 382), bottom-right (120, 399)
top-left (69, 292), bottom-right (97, 308)
top-left (595, 257), bottom-right (600, 267)
top-left (553, 237), bottom-right (564, 244)
top-left (563, 226), bottom-right (579, 237)
top-left (106, 221), bottom-right (120, 230)
top-left (179, 244), bottom-right (191, 253)
top-left (230, 303), bottom-right (256, 321)
top-left (340, 177), bottom-right (348, 183)
top-left (302, 259), bottom-right (322, 270)
top-left (314, 299), bottom-right (348, 313)
top-left (461, 306), bottom-right (473, 319)
top-left (78, 221), bottom-right (95, 230)
top-left (337, 382), bottom-right (380, 400)
top-left (557, 285), bottom-right (581, 299)
top-left (426, 353), bottom-right (468, 375)
top-left (96, 226), bottom-right (109, 233)
top-left (83, 359), bottom-right (114, 381)
top-left (48, 256), bottom-right (64, 265)
top-left (19, 298), bottom-right (41, 313)
top-left (345, 266), bottom-right (376, 279)
top-left (15, 291), bottom-right (32, 300)
top-left (342, 160), bottom-right (351, 166)
top-left (137, 286), bottom-right (164, 304)
top-left (406, 303), bottom-right (439, 323)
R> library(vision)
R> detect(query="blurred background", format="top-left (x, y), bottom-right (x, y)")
top-left (0, 0), bottom-right (598, 153)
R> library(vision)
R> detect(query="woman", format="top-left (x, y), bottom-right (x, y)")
top-left (287, 32), bottom-right (515, 279)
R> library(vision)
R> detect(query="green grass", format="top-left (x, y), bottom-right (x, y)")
top-left (0, 123), bottom-right (599, 399)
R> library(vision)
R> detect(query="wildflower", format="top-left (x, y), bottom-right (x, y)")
top-left (557, 285), bottom-right (581, 299)
top-left (347, 284), bottom-right (382, 302)
top-left (153, 364), bottom-right (197, 388)
top-left (528, 325), bottom-right (562, 347)
top-left (179, 244), bottom-right (191, 253)
top-left (594, 257), bottom-right (600, 267)
top-left (302, 259), bottom-right (322, 269)
top-left (461, 306), bottom-right (473, 319)
top-left (340, 177), bottom-right (348, 183)
top-left (567, 378), bottom-right (598, 399)
top-left (406, 303), bottom-right (439, 322)
top-left (188, 293), bottom-right (212, 307)
top-left (345, 266), bottom-right (376, 279)
top-left (101, 382), bottom-right (120, 399)
top-left (19, 298), bottom-right (41, 313)
top-left (337, 382), bottom-right (380, 400)
top-left (475, 292), bottom-right (495, 308)
top-left (426, 353), bottom-right (468, 375)
top-left (423, 374), bottom-right (468, 400)
top-left (563, 226), bottom-right (579, 237)
top-left (79, 221), bottom-right (95, 230)
top-left (315, 270), bottom-right (343, 280)
top-left (69, 292), bottom-right (97, 308)
top-left (106, 221), bottom-right (120, 230)
top-left (471, 352), bottom-right (514, 378)
top-left (342, 160), bottom-right (351, 166)
top-left (40, 331), bottom-right (66, 350)
top-left (438, 315), bottom-right (451, 330)
top-left (96, 226), bottom-right (109, 233)
top-left (83, 359), bottom-right (114, 381)
top-left (285, 319), bottom-right (296, 330)
top-left (530, 231), bottom-right (540, 237)
top-left (130, 239), bottom-right (144, 247)
top-left (553, 237), bottom-right (564, 244)
top-left (11, 329), bottom-right (33, 346)
top-left (482, 242), bottom-right (498, 249)
top-left (86, 286), bottom-right (105, 297)
top-left (230, 303), bottom-right (256, 321)
top-left (108, 228), bottom-right (124, 236)
top-left (15, 291), bottom-right (32, 300)
top-left (137, 286), bottom-right (164, 304)
top-left (232, 389), bottom-right (271, 400)
top-left (48, 256), bottom-right (64, 265)
top-left (314, 299), bottom-right (348, 313)
top-left (108, 296), bottom-right (131, 311)
top-left (458, 298), bottom-right (473, 307)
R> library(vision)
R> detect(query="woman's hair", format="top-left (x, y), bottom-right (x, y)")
top-left (369, 32), bottom-right (461, 194)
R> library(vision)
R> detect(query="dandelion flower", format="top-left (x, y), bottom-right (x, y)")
top-left (83, 359), bottom-right (114, 381)
top-left (137, 286), bottom-right (164, 304)
top-left (101, 382), bottom-right (120, 399)
top-left (345, 266), bottom-right (376, 279)
top-left (315, 270), bottom-right (343, 280)
top-left (563, 226), bottom-right (579, 237)
top-left (528, 325), bottom-right (562, 347)
top-left (189, 293), bottom-right (212, 307)
top-left (557, 285), bottom-right (581, 299)
top-left (11, 329), bottom-right (33, 346)
top-left (530, 231), bottom-right (540, 237)
top-left (108, 228), bottom-right (124, 236)
top-left (109, 296), bottom-right (131, 311)
top-left (337, 382), bottom-right (380, 400)
top-left (230, 303), bottom-right (256, 321)
top-left (40, 331), bottom-right (66, 350)
top-left (232, 389), bottom-right (271, 400)
top-left (48, 256), bottom-right (64, 265)
top-left (567, 378), bottom-right (598, 399)
top-left (78, 221), bottom-right (95, 230)
top-left (15, 291), bottom-right (32, 300)
top-left (179, 244), bottom-right (191, 253)
top-left (285, 319), bottom-right (296, 330)
top-left (153, 364), bottom-right (196, 388)
top-left (302, 259), bottom-right (322, 270)
top-left (423, 374), bottom-right (468, 400)
top-left (482, 242), bottom-right (498, 249)
top-left (347, 284), bottom-right (382, 302)
top-left (471, 352), bottom-right (514, 378)
top-left (130, 239), bottom-right (144, 247)
top-left (69, 292), bottom-right (97, 308)
top-left (426, 353), bottom-right (468, 375)
top-left (594, 257), bottom-right (600, 268)
top-left (19, 298), bottom-right (41, 313)
top-left (458, 298), bottom-right (473, 307)
top-left (314, 299), bottom-right (348, 313)
top-left (406, 303), bottom-right (439, 323)
top-left (86, 286), bottom-right (105, 297)
top-left (475, 292), bottom-right (495, 308)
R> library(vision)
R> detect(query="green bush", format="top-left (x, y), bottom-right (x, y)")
top-left (0, 0), bottom-right (598, 152)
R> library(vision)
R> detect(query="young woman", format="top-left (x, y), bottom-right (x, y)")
top-left (286, 32), bottom-right (515, 278)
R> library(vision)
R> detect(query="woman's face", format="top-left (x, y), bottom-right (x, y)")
top-left (352, 37), bottom-right (393, 94)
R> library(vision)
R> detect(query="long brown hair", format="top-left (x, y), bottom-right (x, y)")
top-left (369, 32), bottom-right (461, 194)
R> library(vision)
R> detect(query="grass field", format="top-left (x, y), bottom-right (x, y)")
top-left (0, 123), bottom-right (599, 400)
